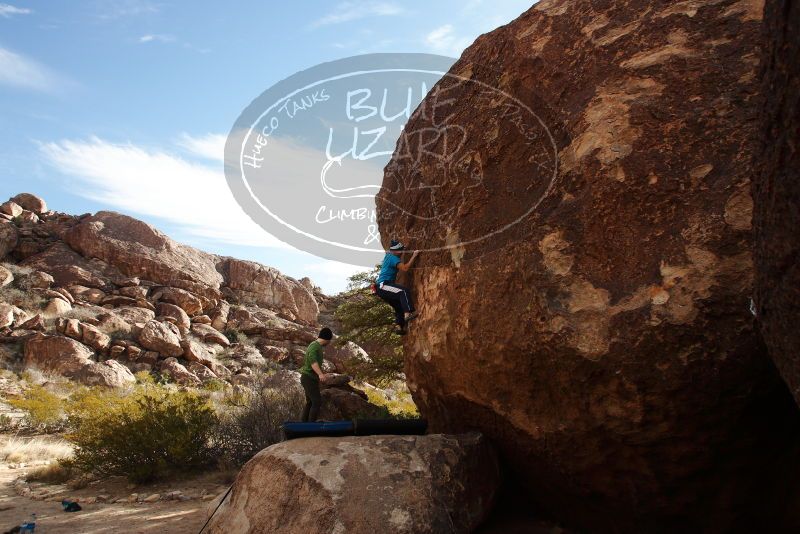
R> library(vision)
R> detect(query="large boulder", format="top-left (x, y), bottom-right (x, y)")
top-left (79, 322), bottom-right (111, 352)
top-left (207, 433), bottom-right (499, 534)
top-left (21, 243), bottom-right (115, 289)
top-left (76, 360), bottom-right (136, 388)
top-left (190, 323), bottom-right (230, 347)
top-left (138, 320), bottom-right (183, 357)
top-left (42, 297), bottom-right (71, 318)
top-left (377, 1), bottom-right (800, 531)
top-left (10, 193), bottom-right (47, 214)
top-left (182, 338), bottom-right (227, 376)
top-left (155, 287), bottom-right (205, 316)
top-left (160, 357), bottom-right (200, 386)
top-left (64, 211), bottom-right (224, 290)
top-left (0, 201), bottom-right (23, 218)
top-left (222, 258), bottom-right (319, 324)
top-left (754, 1), bottom-right (800, 405)
top-left (23, 334), bottom-right (94, 377)
top-left (156, 302), bottom-right (191, 331)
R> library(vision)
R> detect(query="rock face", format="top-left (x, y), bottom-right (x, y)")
top-left (64, 211), bottom-right (224, 290)
top-left (138, 320), bottom-right (183, 357)
top-left (0, 222), bottom-right (18, 259)
top-left (207, 433), bottom-right (499, 534)
top-left (222, 259), bottom-right (319, 324)
top-left (24, 334), bottom-right (94, 378)
top-left (63, 211), bottom-right (318, 323)
top-left (754, 1), bottom-right (800, 405)
top-left (77, 360), bottom-right (136, 388)
top-left (378, 1), bottom-right (800, 531)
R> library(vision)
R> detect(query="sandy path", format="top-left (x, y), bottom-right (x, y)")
top-left (0, 466), bottom-right (217, 534)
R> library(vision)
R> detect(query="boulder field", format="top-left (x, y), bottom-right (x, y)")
top-left (378, 0), bottom-right (800, 531)
top-left (0, 193), bottom-right (374, 416)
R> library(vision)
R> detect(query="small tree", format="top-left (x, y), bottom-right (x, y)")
top-left (334, 267), bottom-right (404, 386)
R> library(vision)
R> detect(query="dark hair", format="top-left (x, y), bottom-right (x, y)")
top-left (318, 327), bottom-right (333, 340)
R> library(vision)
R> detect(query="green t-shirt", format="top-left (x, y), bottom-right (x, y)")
top-left (300, 340), bottom-right (324, 379)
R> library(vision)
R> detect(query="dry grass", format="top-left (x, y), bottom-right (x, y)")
top-left (26, 461), bottom-right (74, 484)
top-left (1, 262), bottom-right (33, 278)
top-left (0, 287), bottom-right (45, 311)
top-left (0, 436), bottom-right (74, 464)
top-left (63, 306), bottom-right (101, 322)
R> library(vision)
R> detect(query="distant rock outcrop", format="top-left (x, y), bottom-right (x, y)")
top-left (379, 0), bottom-right (800, 531)
top-left (207, 433), bottom-right (499, 534)
top-left (0, 192), bottom-right (378, 420)
top-left (754, 1), bottom-right (800, 405)
top-left (64, 211), bottom-right (318, 324)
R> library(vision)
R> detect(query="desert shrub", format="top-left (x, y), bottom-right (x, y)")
top-left (63, 306), bottom-right (100, 322)
top-left (212, 379), bottom-right (304, 466)
top-left (202, 378), bottom-right (226, 392)
top-left (133, 370), bottom-right (154, 384)
top-left (9, 384), bottom-right (66, 432)
top-left (64, 384), bottom-right (217, 483)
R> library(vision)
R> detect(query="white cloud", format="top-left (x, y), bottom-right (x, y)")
top-left (39, 136), bottom-right (290, 249)
top-left (424, 24), bottom-right (472, 56)
top-left (177, 132), bottom-right (226, 161)
top-left (0, 3), bottom-right (31, 17)
top-left (0, 47), bottom-right (61, 92)
top-left (310, 1), bottom-right (404, 28)
top-left (38, 134), bottom-right (385, 294)
top-left (39, 132), bottom-right (385, 248)
top-left (139, 33), bottom-right (176, 43)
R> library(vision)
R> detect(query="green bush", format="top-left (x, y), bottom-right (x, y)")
top-left (65, 384), bottom-right (217, 483)
top-left (9, 385), bottom-right (66, 432)
top-left (212, 379), bottom-right (304, 466)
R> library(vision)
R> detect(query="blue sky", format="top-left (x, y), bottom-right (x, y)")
top-left (0, 0), bottom-right (532, 293)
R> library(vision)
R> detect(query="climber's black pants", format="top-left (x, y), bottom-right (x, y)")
top-left (301, 374), bottom-right (322, 422)
top-left (377, 282), bottom-right (415, 328)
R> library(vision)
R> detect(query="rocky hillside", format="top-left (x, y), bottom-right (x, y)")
top-left (378, 0), bottom-right (800, 532)
top-left (0, 192), bottom-right (376, 415)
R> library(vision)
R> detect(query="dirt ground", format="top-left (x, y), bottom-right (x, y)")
top-left (0, 463), bottom-right (230, 533)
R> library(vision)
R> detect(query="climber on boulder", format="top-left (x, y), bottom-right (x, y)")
top-left (376, 239), bottom-right (419, 335)
top-left (299, 327), bottom-right (334, 422)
